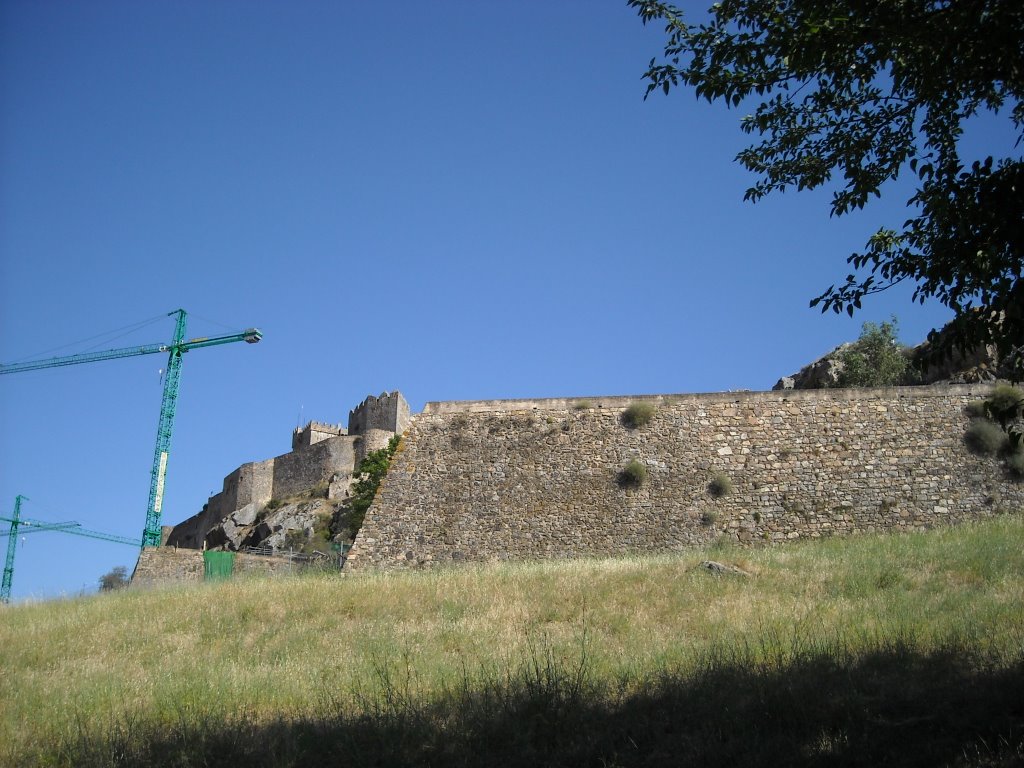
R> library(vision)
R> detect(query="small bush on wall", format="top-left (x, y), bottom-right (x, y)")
top-left (965, 400), bottom-right (989, 418)
top-left (618, 459), bottom-right (648, 487)
top-left (965, 420), bottom-right (1009, 455)
top-left (985, 384), bottom-right (1024, 429)
top-left (1007, 450), bottom-right (1024, 478)
top-left (709, 472), bottom-right (733, 497)
top-left (622, 402), bottom-right (655, 428)
top-left (964, 386), bottom-right (1024, 478)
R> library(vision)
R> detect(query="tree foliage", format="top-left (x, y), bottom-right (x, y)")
top-left (837, 317), bottom-right (909, 388)
top-left (98, 565), bottom-right (129, 592)
top-left (630, 0), bottom-right (1023, 364)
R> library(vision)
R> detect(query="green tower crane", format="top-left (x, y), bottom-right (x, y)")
top-left (0, 310), bottom-right (261, 548)
top-left (1, 495), bottom-right (143, 603)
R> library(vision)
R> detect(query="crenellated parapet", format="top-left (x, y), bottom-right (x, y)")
top-left (292, 421), bottom-right (347, 450)
top-left (349, 391), bottom-right (411, 436)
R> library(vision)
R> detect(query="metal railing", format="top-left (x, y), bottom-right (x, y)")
top-left (239, 545), bottom-right (332, 565)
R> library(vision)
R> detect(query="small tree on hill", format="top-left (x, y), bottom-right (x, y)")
top-left (837, 318), bottom-right (909, 388)
top-left (99, 566), bottom-right (129, 592)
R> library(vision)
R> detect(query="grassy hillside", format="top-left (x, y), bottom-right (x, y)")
top-left (2, 517), bottom-right (1023, 767)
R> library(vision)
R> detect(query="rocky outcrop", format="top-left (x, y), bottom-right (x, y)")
top-left (774, 321), bottom-right (1022, 391)
top-left (773, 343), bottom-right (854, 390)
top-left (202, 495), bottom-right (346, 552)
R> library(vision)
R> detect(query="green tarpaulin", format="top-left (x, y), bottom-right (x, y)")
top-left (203, 550), bottom-right (235, 581)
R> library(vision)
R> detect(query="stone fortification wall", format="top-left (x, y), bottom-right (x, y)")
top-left (272, 436), bottom-right (355, 499)
top-left (167, 435), bottom-right (354, 548)
top-left (347, 385), bottom-right (1022, 570)
top-left (349, 391), bottom-right (411, 436)
top-left (131, 547), bottom-right (315, 588)
top-left (355, 428), bottom-right (397, 465)
top-left (131, 547), bottom-right (204, 587)
top-left (292, 422), bottom-right (347, 450)
top-left (222, 459), bottom-right (275, 515)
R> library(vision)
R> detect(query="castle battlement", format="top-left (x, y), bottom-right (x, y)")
top-left (348, 391), bottom-right (411, 436)
top-left (292, 421), bottom-right (347, 450)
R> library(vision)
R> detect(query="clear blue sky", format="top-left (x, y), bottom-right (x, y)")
top-left (0, 1), bottom-right (969, 600)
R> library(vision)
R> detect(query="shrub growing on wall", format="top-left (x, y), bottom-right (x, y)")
top-left (965, 420), bottom-right (1009, 455)
top-left (708, 472), bottom-right (733, 498)
top-left (963, 385), bottom-right (1024, 479)
top-left (1008, 450), bottom-right (1024, 478)
top-left (984, 385), bottom-right (1024, 429)
top-left (332, 435), bottom-right (402, 542)
top-left (618, 459), bottom-right (648, 487)
top-left (622, 402), bottom-right (656, 428)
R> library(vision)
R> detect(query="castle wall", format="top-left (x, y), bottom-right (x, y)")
top-left (355, 428), bottom-right (396, 465)
top-left (348, 391), bottom-right (411, 435)
top-left (223, 459), bottom-right (275, 513)
top-left (130, 547), bottom-right (204, 587)
top-left (272, 434), bottom-right (356, 500)
top-left (292, 422), bottom-right (346, 450)
top-left (165, 504), bottom-right (221, 549)
top-left (346, 385), bottom-right (1023, 570)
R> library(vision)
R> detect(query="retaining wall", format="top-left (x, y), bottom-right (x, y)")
top-left (130, 547), bottom-right (314, 588)
top-left (347, 385), bottom-right (1023, 570)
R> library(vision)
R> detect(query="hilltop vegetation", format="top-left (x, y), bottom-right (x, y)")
top-left (1, 517), bottom-right (1022, 767)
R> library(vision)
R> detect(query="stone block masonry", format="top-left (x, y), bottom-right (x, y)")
top-left (292, 422), bottom-right (346, 450)
top-left (130, 547), bottom-right (315, 588)
top-left (349, 391), bottom-right (411, 436)
top-left (346, 385), bottom-right (1022, 570)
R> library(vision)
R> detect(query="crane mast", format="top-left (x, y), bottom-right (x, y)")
top-left (0, 309), bottom-right (261, 548)
top-left (146, 310), bottom-right (186, 547)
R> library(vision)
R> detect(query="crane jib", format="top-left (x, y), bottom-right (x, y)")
top-left (0, 310), bottom-right (260, 554)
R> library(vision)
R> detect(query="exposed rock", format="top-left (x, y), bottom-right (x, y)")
top-left (203, 498), bottom-right (338, 552)
top-left (775, 317), bottom-right (1023, 390)
top-left (773, 343), bottom-right (851, 390)
top-left (694, 560), bottom-right (751, 576)
top-left (232, 502), bottom-right (260, 527)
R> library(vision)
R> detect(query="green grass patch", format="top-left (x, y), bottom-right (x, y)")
top-left (1, 517), bottom-right (1022, 766)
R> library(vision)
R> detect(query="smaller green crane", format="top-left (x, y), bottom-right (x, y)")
top-left (0, 309), bottom-right (261, 547)
top-left (1, 495), bottom-right (142, 603)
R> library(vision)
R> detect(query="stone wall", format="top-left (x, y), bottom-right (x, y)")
top-left (272, 435), bottom-right (355, 499)
top-left (130, 546), bottom-right (317, 588)
top-left (130, 547), bottom-right (204, 588)
top-left (292, 421), bottom-right (347, 450)
top-left (355, 428), bottom-right (397, 465)
top-left (348, 391), bottom-right (411, 436)
top-left (168, 436), bottom-right (354, 548)
top-left (347, 385), bottom-right (1023, 570)
top-left (222, 459), bottom-right (275, 516)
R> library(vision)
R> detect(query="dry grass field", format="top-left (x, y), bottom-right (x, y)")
top-left (2, 516), bottom-right (1022, 767)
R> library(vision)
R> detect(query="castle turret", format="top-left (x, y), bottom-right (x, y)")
top-left (348, 391), bottom-right (411, 436)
